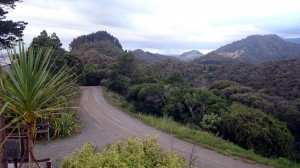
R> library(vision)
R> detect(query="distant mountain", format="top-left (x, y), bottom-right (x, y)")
top-left (212, 34), bottom-right (300, 63)
top-left (178, 50), bottom-right (203, 61)
top-left (131, 49), bottom-right (176, 63)
top-left (285, 38), bottom-right (300, 44)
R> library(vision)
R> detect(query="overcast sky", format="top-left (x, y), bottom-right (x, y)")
top-left (6, 0), bottom-right (300, 54)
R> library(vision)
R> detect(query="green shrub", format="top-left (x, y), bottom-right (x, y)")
top-left (127, 83), bottom-right (170, 116)
top-left (50, 110), bottom-right (79, 139)
top-left (221, 103), bottom-right (294, 157)
top-left (163, 87), bottom-right (227, 125)
top-left (200, 113), bottom-right (221, 131)
top-left (62, 136), bottom-right (186, 168)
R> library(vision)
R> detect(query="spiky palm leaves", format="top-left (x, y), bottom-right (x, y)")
top-left (0, 44), bottom-right (75, 167)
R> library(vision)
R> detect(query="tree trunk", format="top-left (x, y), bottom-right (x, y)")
top-left (187, 106), bottom-right (194, 117)
top-left (27, 125), bottom-right (34, 168)
top-left (0, 87), bottom-right (7, 168)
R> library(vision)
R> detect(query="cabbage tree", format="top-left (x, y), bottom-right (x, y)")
top-left (0, 44), bottom-right (75, 167)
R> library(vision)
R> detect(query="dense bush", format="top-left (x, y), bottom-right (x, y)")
top-left (127, 83), bottom-right (170, 116)
top-left (107, 72), bottom-right (130, 95)
top-left (62, 136), bottom-right (186, 168)
top-left (163, 87), bottom-right (227, 125)
top-left (210, 80), bottom-right (300, 142)
top-left (221, 103), bottom-right (294, 157)
top-left (200, 113), bottom-right (221, 132)
top-left (165, 71), bottom-right (189, 86)
top-left (50, 110), bottom-right (79, 139)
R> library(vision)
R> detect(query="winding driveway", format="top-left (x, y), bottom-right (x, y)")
top-left (34, 86), bottom-right (271, 168)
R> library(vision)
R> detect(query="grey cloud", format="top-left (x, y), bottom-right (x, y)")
top-left (122, 37), bottom-right (224, 51)
top-left (72, 0), bottom-right (153, 29)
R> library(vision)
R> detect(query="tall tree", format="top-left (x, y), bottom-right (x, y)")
top-left (0, 44), bottom-right (75, 167)
top-left (0, 0), bottom-right (27, 49)
top-left (30, 30), bottom-right (67, 72)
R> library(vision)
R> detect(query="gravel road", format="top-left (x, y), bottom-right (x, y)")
top-left (34, 86), bottom-right (272, 168)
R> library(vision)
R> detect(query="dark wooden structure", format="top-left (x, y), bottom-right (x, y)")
top-left (5, 126), bottom-right (52, 168)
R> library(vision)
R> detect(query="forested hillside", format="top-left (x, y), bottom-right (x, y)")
top-left (69, 31), bottom-right (124, 85)
top-left (68, 30), bottom-right (300, 162)
top-left (131, 49), bottom-right (175, 63)
top-left (212, 34), bottom-right (300, 63)
top-left (146, 58), bottom-right (300, 160)
top-left (70, 30), bottom-right (122, 50)
top-left (178, 50), bottom-right (203, 61)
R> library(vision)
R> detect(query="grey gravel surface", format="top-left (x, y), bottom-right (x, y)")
top-left (34, 86), bottom-right (272, 168)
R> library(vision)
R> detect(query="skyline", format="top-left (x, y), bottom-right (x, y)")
top-left (6, 0), bottom-right (300, 54)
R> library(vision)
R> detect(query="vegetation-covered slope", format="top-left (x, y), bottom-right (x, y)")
top-left (70, 30), bottom-right (122, 50)
top-left (131, 49), bottom-right (175, 63)
top-left (69, 31), bottom-right (124, 85)
top-left (67, 30), bottom-right (300, 162)
top-left (213, 34), bottom-right (300, 63)
top-left (193, 52), bottom-right (238, 64)
top-left (177, 50), bottom-right (203, 61)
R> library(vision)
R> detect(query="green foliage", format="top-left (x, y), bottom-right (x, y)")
top-left (221, 103), bottom-right (294, 157)
top-left (29, 31), bottom-right (84, 82)
top-left (163, 87), bottom-right (227, 125)
top-left (0, 43), bottom-right (76, 166)
top-left (64, 52), bottom-right (84, 79)
top-left (114, 52), bottom-right (137, 78)
top-left (30, 31), bottom-right (63, 50)
top-left (165, 71), bottom-right (189, 86)
top-left (0, 44), bottom-right (75, 128)
top-left (193, 52), bottom-right (237, 65)
top-left (210, 80), bottom-right (300, 143)
top-left (0, 0), bottom-right (27, 49)
top-left (131, 49), bottom-right (172, 63)
top-left (72, 41), bottom-right (122, 65)
top-left (230, 93), bottom-right (276, 113)
top-left (127, 83), bottom-right (170, 116)
top-left (209, 80), bottom-right (239, 90)
top-left (213, 35), bottom-right (300, 63)
top-left (50, 110), bottom-right (79, 139)
top-left (105, 90), bottom-right (300, 168)
top-left (106, 52), bottom-right (140, 94)
top-left (200, 113), bottom-right (221, 131)
top-left (70, 30), bottom-right (123, 50)
top-left (62, 136), bottom-right (186, 168)
top-left (108, 72), bottom-right (130, 95)
top-left (83, 63), bottom-right (103, 86)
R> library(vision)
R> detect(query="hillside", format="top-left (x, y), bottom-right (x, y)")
top-left (70, 31), bottom-right (123, 64)
top-left (212, 34), bottom-right (300, 63)
top-left (70, 30), bottom-right (123, 50)
top-left (147, 58), bottom-right (300, 144)
top-left (131, 49), bottom-right (176, 63)
top-left (178, 50), bottom-right (203, 61)
top-left (67, 30), bottom-right (300, 160)
top-left (193, 52), bottom-right (238, 64)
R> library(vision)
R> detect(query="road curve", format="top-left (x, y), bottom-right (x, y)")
top-left (34, 86), bottom-right (272, 168)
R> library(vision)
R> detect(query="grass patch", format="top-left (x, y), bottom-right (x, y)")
top-left (102, 88), bottom-right (300, 168)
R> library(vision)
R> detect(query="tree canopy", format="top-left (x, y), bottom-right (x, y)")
top-left (69, 30), bottom-right (122, 50)
top-left (0, 0), bottom-right (27, 49)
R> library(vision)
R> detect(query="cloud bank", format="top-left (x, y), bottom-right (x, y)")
top-left (6, 0), bottom-right (300, 54)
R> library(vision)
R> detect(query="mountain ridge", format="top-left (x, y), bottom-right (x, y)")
top-left (131, 49), bottom-right (176, 63)
top-left (212, 34), bottom-right (300, 63)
